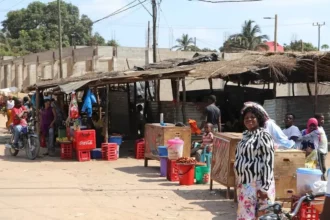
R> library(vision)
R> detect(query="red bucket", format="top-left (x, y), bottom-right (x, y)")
top-left (177, 164), bottom-right (195, 186)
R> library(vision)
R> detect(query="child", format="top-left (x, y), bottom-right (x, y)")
top-left (299, 118), bottom-right (320, 169)
top-left (191, 123), bottom-right (214, 162)
top-left (315, 114), bottom-right (328, 180)
top-left (304, 142), bottom-right (318, 169)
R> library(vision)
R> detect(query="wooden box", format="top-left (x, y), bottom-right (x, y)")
top-left (210, 132), bottom-right (242, 200)
top-left (274, 150), bottom-right (305, 200)
top-left (144, 123), bottom-right (191, 167)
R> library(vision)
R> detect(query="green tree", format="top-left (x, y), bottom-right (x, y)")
top-left (223, 20), bottom-right (269, 52)
top-left (284, 41), bottom-right (318, 52)
top-left (321, 44), bottom-right (329, 51)
top-left (172, 34), bottom-right (195, 51)
top-left (1, 1), bottom-right (97, 54)
top-left (107, 39), bottom-right (120, 47)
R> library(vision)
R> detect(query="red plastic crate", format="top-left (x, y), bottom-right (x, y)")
top-left (74, 130), bottom-right (96, 151)
top-left (60, 143), bottom-right (73, 159)
top-left (135, 141), bottom-right (145, 159)
top-left (167, 159), bottom-right (179, 182)
top-left (76, 150), bottom-right (91, 162)
top-left (291, 197), bottom-right (321, 220)
top-left (101, 143), bottom-right (118, 161)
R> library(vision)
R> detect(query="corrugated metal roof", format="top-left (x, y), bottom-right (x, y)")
top-left (58, 80), bottom-right (92, 94)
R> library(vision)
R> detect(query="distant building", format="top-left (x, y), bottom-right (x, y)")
top-left (263, 41), bottom-right (285, 52)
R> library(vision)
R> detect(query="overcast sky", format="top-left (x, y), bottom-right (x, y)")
top-left (1, 0), bottom-right (329, 50)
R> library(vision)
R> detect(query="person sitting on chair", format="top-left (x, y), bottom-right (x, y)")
top-left (191, 123), bottom-right (214, 162)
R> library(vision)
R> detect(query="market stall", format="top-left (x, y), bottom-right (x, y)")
top-left (144, 123), bottom-right (191, 167)
top-left (210, 132), bottom-right (307, 203)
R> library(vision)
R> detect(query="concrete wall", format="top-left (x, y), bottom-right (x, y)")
top-left (1, 46), bottom-right (328, 100)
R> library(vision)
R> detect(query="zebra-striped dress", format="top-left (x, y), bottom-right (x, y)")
top-left (234, 128), bottom-right (275, 220)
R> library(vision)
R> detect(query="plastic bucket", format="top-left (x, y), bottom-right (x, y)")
top-left (109, 136), bottom-right (123, 145)
top-left (158, 146), bottom-right (168, 157)
top-left (177, 164), bottom-right (195, 186)
top-left (167, 138), bottom-right (184, 160)
top-left (160, 157), bottom-right (168, 177)
top-left (195, 166), bottom-right (210, 184)
top-left (297, 168), bottom-right (322, 195)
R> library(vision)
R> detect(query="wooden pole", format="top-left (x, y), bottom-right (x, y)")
top-left (314, 60), bottom-right (318, 114)
top-left (175, 78), bottom-right (180, 123)
top-left (134, 82), bottom-right (137, 137)
top-left (292, 82), bottom-right (295, 96)
top-left (306, 81), bottom-right (312, 96)
top-left (208, 78), bottom-right (213, 93)
top-left (36, 89), bottom-right (40, 135)
top-left (57, 0), bottom-right (63, 78)
top-left (104, 85), bottom-right (109, 143)
top-left (181, 78), bottom-right (187, 124)
top-left (126, 83), bottom-right (131, 136)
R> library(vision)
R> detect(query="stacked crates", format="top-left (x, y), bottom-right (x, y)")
top-left (101, 143), bottom-right (118, 161)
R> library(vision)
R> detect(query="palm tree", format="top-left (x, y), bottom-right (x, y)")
top-left (172, 34), bottom-right (194, 51)
top-left (225, 20), bottom-right (269, 51)
top-left (321, 44), bottom-right (329, 51)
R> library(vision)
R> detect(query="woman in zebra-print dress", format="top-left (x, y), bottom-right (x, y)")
top-left (234, 106), bottom-right (275, 220)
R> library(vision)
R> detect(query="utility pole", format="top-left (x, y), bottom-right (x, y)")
top-left (274, 14), bottom-right (278, 52)
top-left (313, 22), bottom-right (325, 51)
top-left (151, 0), bottom-right (157, 63)
top-left (57, 0), bottom-right (63, 79)
top-left (264, 14), bottom-right (278, 52)
top-left (147, 21), bottom-right (150, 49)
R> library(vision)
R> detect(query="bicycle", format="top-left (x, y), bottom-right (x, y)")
top-left (259, 192), bottom-right (325, 220)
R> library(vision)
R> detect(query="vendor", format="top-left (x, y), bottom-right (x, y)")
top-left (200, 95), bottom-right (221, 132)
top-left (40, 98), bottom-right (56, 156)
top-left (242, 102), bottom-right (295, 149)
top-left (91, 112), bottom-right (104, 148)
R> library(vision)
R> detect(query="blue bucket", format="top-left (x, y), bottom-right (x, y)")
top-left (109, 136), bottom-right (123, 145)
top-left (158, 146), bottom-right (168, 157)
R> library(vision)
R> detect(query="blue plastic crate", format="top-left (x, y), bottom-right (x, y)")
top-left (90, 149), bottom-right (102, 159)
top-left (109, 136), bottom-right (123, 145)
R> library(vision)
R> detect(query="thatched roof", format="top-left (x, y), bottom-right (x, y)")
top-left (26, 51), bottom-right (330, 92)
top-left (26, 66), bottom-right (193, 91)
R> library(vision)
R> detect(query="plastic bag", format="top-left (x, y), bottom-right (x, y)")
top-left (312, 181), bottom-right (327, 194)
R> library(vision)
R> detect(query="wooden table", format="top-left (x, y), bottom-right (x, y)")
top-left (144, 123), bottom-right (191, 167)
top-left (210, 132), bottom-right (242, 202)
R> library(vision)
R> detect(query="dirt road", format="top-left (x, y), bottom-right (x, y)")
top-left (0, 116), bottom-right (235, 220)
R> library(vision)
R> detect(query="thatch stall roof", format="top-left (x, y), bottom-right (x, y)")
top-left (26, 66), bottom-right (193, 92)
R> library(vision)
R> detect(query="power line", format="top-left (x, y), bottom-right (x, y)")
top-left (93, 0), bottom-right (146, 24)
top-left (0, 0), bottom-right (29, 12)
top-left (137, 0), bottom-right (152, 16)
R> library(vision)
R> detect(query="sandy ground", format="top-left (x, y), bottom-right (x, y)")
top-left (0, 115), bottom-right (236, 220)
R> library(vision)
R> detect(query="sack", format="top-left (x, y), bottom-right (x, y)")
top-left (40, 135), bottom-right (46, 148)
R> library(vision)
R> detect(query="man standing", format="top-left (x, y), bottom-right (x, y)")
top-left (201, 95), bottom-right (221, 132)
top-left (282, 113), bottom-right (301, 142)
top-left (11, 99), bottom-right (28, 149)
